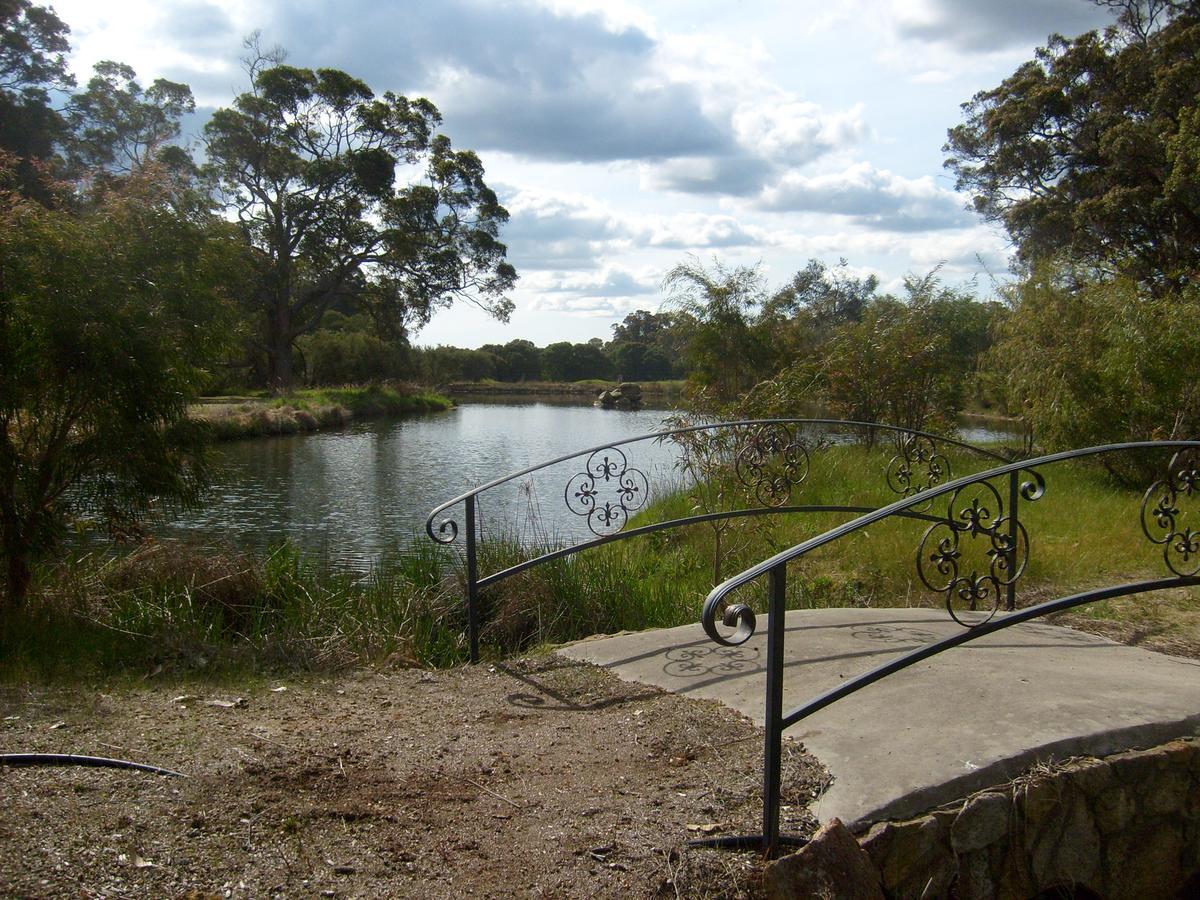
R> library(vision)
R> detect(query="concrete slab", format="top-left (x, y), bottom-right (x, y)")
top-left (558, 608), bottom-right (1200, 829)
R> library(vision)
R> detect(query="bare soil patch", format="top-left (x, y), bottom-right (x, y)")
top-left (0, 657), bottom-right (827, 898)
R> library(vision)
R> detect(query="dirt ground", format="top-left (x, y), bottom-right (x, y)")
top-left (0, 656), bottom-right (828, 899)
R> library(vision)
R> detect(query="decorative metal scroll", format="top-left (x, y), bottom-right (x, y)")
top-left (565, 447), bottom-right (650, 536)
top-left (734, 423), bottom-right (810, 507)
top-left (1141, 450), bottom-right (1200, 577)
top-left (427, 516), bottom-right (459, 545)
top-left (916, 480), bottom-right (1032, 626)
top-left (887, 435), bottom-right (951, 501)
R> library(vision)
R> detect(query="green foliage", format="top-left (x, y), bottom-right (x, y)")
top-left (0, 0), bottom-right (72, 199)
top-left (539, 340), bottom-right (614, 381)
top-left (203, 43), bottom-right (517, 389)
top-left (410, 345), bottom-right (498, 382)
top-left (989, 265), bottom-right (1200, 477)
top-left (298, 329), bottom-right (408, 385)
top-left (66, 60), bottom-right (196, 182)
top-left (663, 256), bottom-right (770, 404)
top-left (759, 258), bottom-right (879, 368)
top-left (0, 167), bottom-right (243, 607)
top-left (609, 341), bottom-right (673, 381)
top-left (4, 540), bottom-right (465, 677)
top-left (478, 339), bottom-right (542, 381)
top-left (945, 1), bottom-right (1200, 291)
top-left (742, 271), bottom-right (996, 436)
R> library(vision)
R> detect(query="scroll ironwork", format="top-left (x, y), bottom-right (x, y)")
top-left (734, 423), bottom-right (810, 507)
top-left (887, 434), bottom-right (951, 500)
top-left (564, 447), bottom-right (650, 536)
top-left (916, 480), bottom-right (1033, 626)
top-left (1141, 450), bottom-right (1200, 577)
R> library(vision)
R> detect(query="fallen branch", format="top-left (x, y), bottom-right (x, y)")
top-left (0, 753), bottom-right (186, 778)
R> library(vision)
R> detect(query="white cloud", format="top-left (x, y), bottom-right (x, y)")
top-left (500, 186), bottom-right (781, 272)
top-left (757, 163), bottom-right (971, 232)
top-left (732, 101), bottom-right (870, 167)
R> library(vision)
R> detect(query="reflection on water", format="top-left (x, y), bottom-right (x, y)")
top-left (159, 403), bottom-right (1019, 570)
top-left (161, 403), bottom-right (678, 568)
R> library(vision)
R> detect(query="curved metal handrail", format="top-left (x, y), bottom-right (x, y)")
top-left (701, 440), bottom-right (1200, 646)
top-left (425, 418), bottom-right (1013, 545)
top-left (690, 438), bottom-right (1200, 857)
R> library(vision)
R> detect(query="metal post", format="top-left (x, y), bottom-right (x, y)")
top-left (1007, 471), bottom-right (1019, 612)
top-left (763, 561), bottom-right (787, 857)
top-left (465, 495), bottom-right (480, 663)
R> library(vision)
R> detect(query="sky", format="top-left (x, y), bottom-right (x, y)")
top-left (49, 0), bottom-right (1114, 348)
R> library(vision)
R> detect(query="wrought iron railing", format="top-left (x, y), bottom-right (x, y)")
top-left (426, 419), bottom-right (1014, 662)
top-left (694, 440), bottom-right (1200, 856)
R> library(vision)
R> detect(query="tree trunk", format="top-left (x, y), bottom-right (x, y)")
top-left (266, 295), bottom-right (295, 393)
top-left (3, 540), bottom-right (31, 610)
top-left (267, 336), bottom-right (294, 394)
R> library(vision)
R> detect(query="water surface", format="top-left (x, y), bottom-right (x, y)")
top-left (160, 402), bottom-right (1019, 568)
top-left (162, 402), bottom-right (677, 567)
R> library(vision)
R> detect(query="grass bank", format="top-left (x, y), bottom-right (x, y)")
top-left (192, 383), bottom-right (453, 441)
top-left (6, 442), bottom-right (1197, 681)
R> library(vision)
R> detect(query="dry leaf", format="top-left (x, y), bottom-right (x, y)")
top-left (203, 698), bottom-right (246, 709)
top-left (686, 823), bottom-right (723, 834)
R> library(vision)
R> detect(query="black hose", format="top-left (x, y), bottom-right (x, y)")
top-left (0, 752), bottom-right (186, 778)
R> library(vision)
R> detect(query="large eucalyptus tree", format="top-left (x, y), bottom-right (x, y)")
top-left (204, 51), bottom-right (517, 389)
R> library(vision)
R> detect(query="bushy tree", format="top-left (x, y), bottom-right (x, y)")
top-left (0, 0), bottom-right (72, 200)
top-left (608, 308), bottom-right (684, 380)
top-left (989, 263), bottom-right (1200, 474)
top-left (742, 273), bottom-right (992, 437)
top-left (204, 45), bottom-right (517, 390)
top-left (540, 340), bottom-right (614, 381)
top-left (66, 60), bottom-right (196, 183)
top-left (610, 341), bottom-right (673, 381)
top-left (663, 257), bottom-right (770, 403)
top-left (299, 330), bottom-right (407, 385)
top-left (480, 339), bottom-right (541, 381)
top-left (0, 164), bottom-right (243, 607)
top-left (411, 346), bottom-right (500, 383)
top-left (945, 0), bottom-right (1200, 292)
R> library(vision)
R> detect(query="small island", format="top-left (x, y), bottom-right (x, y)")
top-left (594, 382), bottom-right (643, 410)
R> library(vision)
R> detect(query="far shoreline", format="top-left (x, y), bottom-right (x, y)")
top-left (442, 379), bottom-right (685, 400)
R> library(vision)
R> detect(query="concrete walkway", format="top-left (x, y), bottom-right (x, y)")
top-left (558, 608), bottom-right (1200, 830)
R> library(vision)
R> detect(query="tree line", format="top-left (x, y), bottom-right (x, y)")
top-left (297, 307), bottom-right (686, 385)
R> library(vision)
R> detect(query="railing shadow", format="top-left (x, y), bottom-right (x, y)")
top-left (496, 659), bottom-right (661, 712)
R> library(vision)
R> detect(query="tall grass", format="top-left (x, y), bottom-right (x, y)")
top-left (5, 442), bottom-right (1196, 681)
top-left (2, 540), bottom-right (466, 681)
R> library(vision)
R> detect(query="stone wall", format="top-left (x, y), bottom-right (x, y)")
top-left (855, 738), bottom-right (1200, 899)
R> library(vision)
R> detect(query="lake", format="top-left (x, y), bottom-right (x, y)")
top-left (159, 402), bottom-right (1018, 568)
